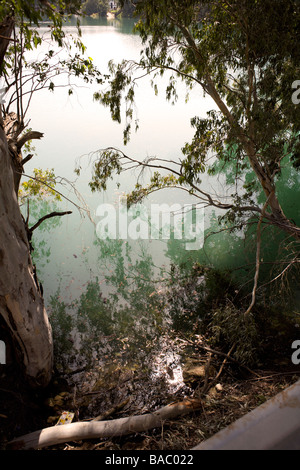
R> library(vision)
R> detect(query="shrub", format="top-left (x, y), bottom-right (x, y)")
top-left (208, 303), bottom-right (260, 367)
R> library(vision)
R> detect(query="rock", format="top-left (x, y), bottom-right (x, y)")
top-left (183, 365), bottom-right (206, 379)
top-left (182, 361), bottom-right (215, 385)
top-left (207, 387), bottom-right (218, 398)
top-left (206, 383), bottom-right (223, 398)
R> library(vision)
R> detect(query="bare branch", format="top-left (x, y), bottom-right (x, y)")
top-left (21, 153), bottom-right (34, 166)
top-left (29, 211), bottom-right (72, 233)
top-left (0, 34), bottom-right (17, 42)
top-left (245, 195), bottom-right (272, 316)
top-left (17, 130), bottom-right (44, 151)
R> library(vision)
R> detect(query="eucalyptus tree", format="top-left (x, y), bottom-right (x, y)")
top-left (0, 0), bottom-right (102, 387)
top-left (87, 0), bottom-right (300, 310)
top-left (94, 0), bottom-right (300, 237)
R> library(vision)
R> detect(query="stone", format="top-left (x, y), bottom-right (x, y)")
top-left (182, 362), bottom-right (215, 385)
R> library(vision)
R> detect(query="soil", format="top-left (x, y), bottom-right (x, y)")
top-left (1, 335), bottom-right (299, 451)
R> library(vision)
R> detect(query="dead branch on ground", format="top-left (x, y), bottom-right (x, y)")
top-left (7, 399), bottom-right (202, 450)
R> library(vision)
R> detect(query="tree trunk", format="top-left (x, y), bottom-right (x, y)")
top-left (0, 118), bottom-right (53, 388)
top-left (0, 16), bottom-right (14, 67)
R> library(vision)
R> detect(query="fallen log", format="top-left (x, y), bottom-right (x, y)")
top-left (7, 399), bottom-right (202, 450)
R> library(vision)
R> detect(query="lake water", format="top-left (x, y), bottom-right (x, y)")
top-left (19, 16), bottom-right (299, 361)
top-left (23, 17), bottom-right (221, 306)
top-left (12, 15), bottom-right (299, 389)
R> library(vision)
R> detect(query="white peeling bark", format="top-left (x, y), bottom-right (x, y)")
top-left (8, 399), bottom-right (202, 450)
top-left (0, 121), bottom-right (53, 387)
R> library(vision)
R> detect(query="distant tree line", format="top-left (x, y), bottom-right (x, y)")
top-left (82, 0), bottom-right (108, 16)
top-left (121, 1), bottom-right (136, 17)
top-left (82, 0), bottom-right (136, 18)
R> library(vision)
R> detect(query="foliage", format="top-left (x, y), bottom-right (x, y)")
top-left (165, 262), bottom-right (235, 331)
top-left (120, 1), bottom-right (136, 18)
top-left (19, 168), bottom-right (62, 203)
top-left (165, 259), bottom-right (299, 367)
top-left (1, 13), bottom-right (104, 122)
top-left (208, 303), bottom-right (259, 366)
top-left (0, 0), bottom-right (83, 57)
top-left (17, 133), bottom-right (62, 204)
top-left (91, 0), bottom-right (300, 243)
top-left (49, 293), bottom-right (74, 370)
top-left (82, 0), bottom-right (108, 17)
top-left (75, 279), bottom-right (113, 336)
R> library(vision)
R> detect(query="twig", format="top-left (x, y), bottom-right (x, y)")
top-left (200, 352), bottom-right (212, 395)
top-left (0, 34), bottom-right (17, 42)
top-left (199, 344), bottom-right (236, 396)
top-left (211, 343), bottom-right (236, 385)
top-left (217, 344), bottom-right (235, 378)
top-left (256, 256), bottom-right (300, 291)
top-left (18, 171), bottom-right (91, 215)
top-left (196, 343), bottom-right (260, 377)
top-left (247, 371), bottom-right (300, 382)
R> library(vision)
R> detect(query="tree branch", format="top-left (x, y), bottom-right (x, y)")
top-left (19, 171), bottom-right (91, 215)
top-left (95, 147), bottom-right (263, 215)
top-left (17, 130), bottom-right (44, 151)
top-left (29, 211), bottom-right (72, 234)
top-left (245, 195), bottom-right (271, 316)
top-left (0, 34), bottom-right (17, 41)
top-left (21, 153), bottom-right (33, 166)
top-left (168, 15), bottom-right (300, 241)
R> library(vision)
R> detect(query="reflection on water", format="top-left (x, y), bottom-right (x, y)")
top-left (24, 18), bottom-right (299, 383)
top-left (69, 15), bottom-right (139, 34)
top-left (26, 17), bottom-right (215, 306)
